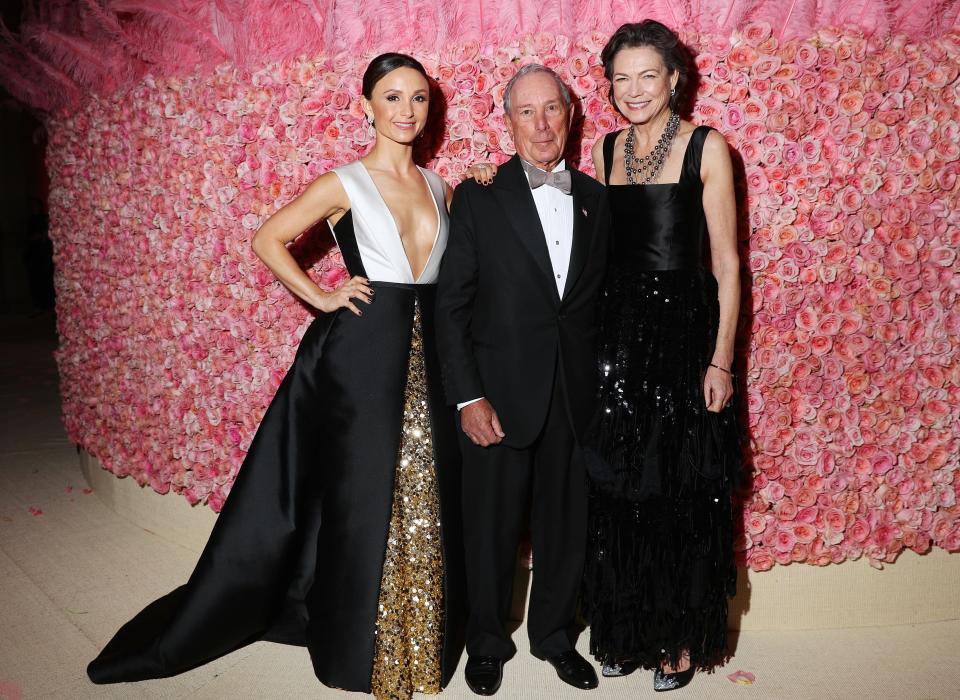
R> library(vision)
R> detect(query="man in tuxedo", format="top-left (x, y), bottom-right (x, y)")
top-left (435, 64), bottom-right (609, 695)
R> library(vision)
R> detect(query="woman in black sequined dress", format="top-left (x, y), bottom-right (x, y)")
top-left (581, 21), bottom-right (742, 691)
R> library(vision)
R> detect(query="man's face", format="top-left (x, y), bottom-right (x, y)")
top-left (504, 72), bottom-right (573, 170)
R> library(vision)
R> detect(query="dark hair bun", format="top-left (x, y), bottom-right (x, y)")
top-left (362, 53), bottom-right (429, 99)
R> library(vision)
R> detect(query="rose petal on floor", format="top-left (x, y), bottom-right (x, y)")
top-left (726, 670), bottom-right (756, 685)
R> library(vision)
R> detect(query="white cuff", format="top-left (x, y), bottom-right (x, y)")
top-left (457, 397), bottom-right (484, 411)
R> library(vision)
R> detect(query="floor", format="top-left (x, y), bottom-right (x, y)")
top-left (1, 312), bottom-right (959, 700)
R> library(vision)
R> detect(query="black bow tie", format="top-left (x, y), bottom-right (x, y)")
top-left (521, 160), bottom-right (572, 195)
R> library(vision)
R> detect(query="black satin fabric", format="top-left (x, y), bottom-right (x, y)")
top-left (603, 129), bottom-right (708, 271)
top-left (88, 220), bottom-right (465, 691)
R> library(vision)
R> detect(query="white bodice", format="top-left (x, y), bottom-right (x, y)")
top-left (329, 160), bottom-right (448, 284)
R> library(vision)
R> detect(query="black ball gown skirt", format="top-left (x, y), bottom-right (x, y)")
top-left (87, 279), bottom-right (466, 696)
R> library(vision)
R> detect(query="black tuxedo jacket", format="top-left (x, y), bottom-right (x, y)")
top-left (435, 155), bottom-right (610, 448)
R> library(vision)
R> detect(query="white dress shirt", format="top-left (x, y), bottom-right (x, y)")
top-left (458, 159), bottom-right (574, 411)
top-left (527, 159), bottom-right (575, 296)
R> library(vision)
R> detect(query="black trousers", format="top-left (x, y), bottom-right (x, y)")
top-left (459, 369), bottom-right (587, 660)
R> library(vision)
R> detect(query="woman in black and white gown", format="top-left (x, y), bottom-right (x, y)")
top-left (88, 53), bottom-right (465, 700)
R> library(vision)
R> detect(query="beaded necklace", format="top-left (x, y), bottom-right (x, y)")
top-left (623, 111), bottom-right (680, 185)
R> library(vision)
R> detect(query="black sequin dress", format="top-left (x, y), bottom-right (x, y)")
top-left (582, 126), bottom-right (739, 671)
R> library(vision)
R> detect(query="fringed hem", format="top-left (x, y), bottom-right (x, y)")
top-left (583, 489), bottom-right (737, 672)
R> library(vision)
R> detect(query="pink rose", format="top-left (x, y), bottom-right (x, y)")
top-left (795, 43), bottom-right (819, 69)
top-left (575, 75), bottom-right (597, 94)
top-left (793, 522), bottom-right (817, 543)
top-left (567, 52), bottom-right (590, 77)
top-left (330, 90), bottom-right (351, 111)
top-left (847, 518), bottom-right (870, 543)
top-left (748, 550), bottom-right (775, 571)
top-left (838, 90), bottom-right (865, 116)
top-left (794, 506), bottom-right (817, 524)
top-left (727, 45), bottom-right (758, 69)
top-left (774, 528), bottom-right (797, 553)
top-left (775, 498), bottom-right (798, 520)
top-left (743, 97), bottom-right (768, 122)
top-left (696, 98), bottom-right (725, 126)
top-left (696, 53), bottom-right (717, 76)
top-left (741, 22), bottom-right (772, 47)
top-left (752, 55), bottom-right (781, 79)
top-left (884, 66), bottom-right (910, 92)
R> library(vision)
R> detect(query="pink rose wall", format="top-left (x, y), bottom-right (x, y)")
top-left (4, 2), bottom-right (959, 569)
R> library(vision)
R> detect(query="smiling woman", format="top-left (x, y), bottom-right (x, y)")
top-left (581, 20), bottom-right (742, 693)
top-left (86, 52), bottom-right (466, 700)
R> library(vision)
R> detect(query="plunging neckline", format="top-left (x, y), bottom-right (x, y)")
top-left (358, 162), bottom-right (441, 284)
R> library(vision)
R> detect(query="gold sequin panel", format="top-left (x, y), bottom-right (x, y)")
top-left (371, 300), bottom-right (445, 700)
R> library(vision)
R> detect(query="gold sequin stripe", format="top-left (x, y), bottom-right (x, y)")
top-left (371, 299), bottom-right (445, 700)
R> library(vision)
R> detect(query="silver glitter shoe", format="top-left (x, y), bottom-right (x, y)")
top-left (601, 659), bottom-right (639, 677)
top-left (653, 666), bottom-right (695, 692)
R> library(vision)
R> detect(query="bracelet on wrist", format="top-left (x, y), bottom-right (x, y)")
top-left (709, 362), bottom-right (734, 376)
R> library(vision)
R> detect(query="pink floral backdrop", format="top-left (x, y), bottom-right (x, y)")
top-left (3, 2), bottom-right (959, 570)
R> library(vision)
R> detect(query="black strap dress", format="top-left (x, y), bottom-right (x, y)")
top-left (582, 126), bottom-right (739, 671)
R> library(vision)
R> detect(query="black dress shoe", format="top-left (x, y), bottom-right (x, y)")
top-left (653, 666), bottom-right (695, 691)
top-left (465, 656), bottom-right (504, 695)
top-left (545, 650), bottom-right (599, 690)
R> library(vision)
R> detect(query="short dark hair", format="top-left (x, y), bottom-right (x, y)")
top-left (600, 20), bottom-right (691, 113)
top-left (362, 53), bottom-right (429, 99)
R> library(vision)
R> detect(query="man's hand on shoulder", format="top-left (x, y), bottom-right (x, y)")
top-left (460, 399), bottom-right (506, 447)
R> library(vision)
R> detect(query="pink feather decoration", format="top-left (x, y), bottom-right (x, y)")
top-left (3, 0), bottom-right (960, 113)
top-left (574, 0), bottom-right (611, 37)
top-left (327, 0), bottom-right (369, 55)
top-left (820, 0), bottom-right (892, 37)
top-left (432, 0), bottom-right (461, 47)
top-left (236, 0), bottom-right (325, 64)
top-left (207, 0), bottom-right (239, 63)
top-left (25, 26), bottom-right (114, 91)
top-left (0, 19), bottom-right (80, 101)
top-left (81, 0), bottom-right (126, 37)
top-left (416, 0), bottom-right (444, 49)
top-left (699, 0), bottom-right (762, 33)
top-left (0, 52), bottom-right (59, 112)
top-left (891, 0), bottom-right (960, 37)
top-left (537, 0), bottom-right (566, 35)
top-left (108, 0), bottom-right (228, 59)
top-left (746, 0), bottom-right (819, 41)
top-left (299, 0), bottom-right (328, 35)
top-left (495, 0), bottom-right (540, 42)
top-left (435, 0), bottom-right (471, 50)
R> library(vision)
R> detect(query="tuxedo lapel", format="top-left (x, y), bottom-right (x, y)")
top-left (492, 156), bottom-right (560, 303)
top-left (562, 170), bottom-right (596, 298)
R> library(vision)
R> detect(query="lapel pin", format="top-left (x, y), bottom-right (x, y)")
top-left (581, 207), bottom-right (589, 217)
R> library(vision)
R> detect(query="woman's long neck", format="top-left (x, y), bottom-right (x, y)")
top-left (363, 138), bottom-right (417, 175)
top-left (630, 108), bottom-right (672, 152)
